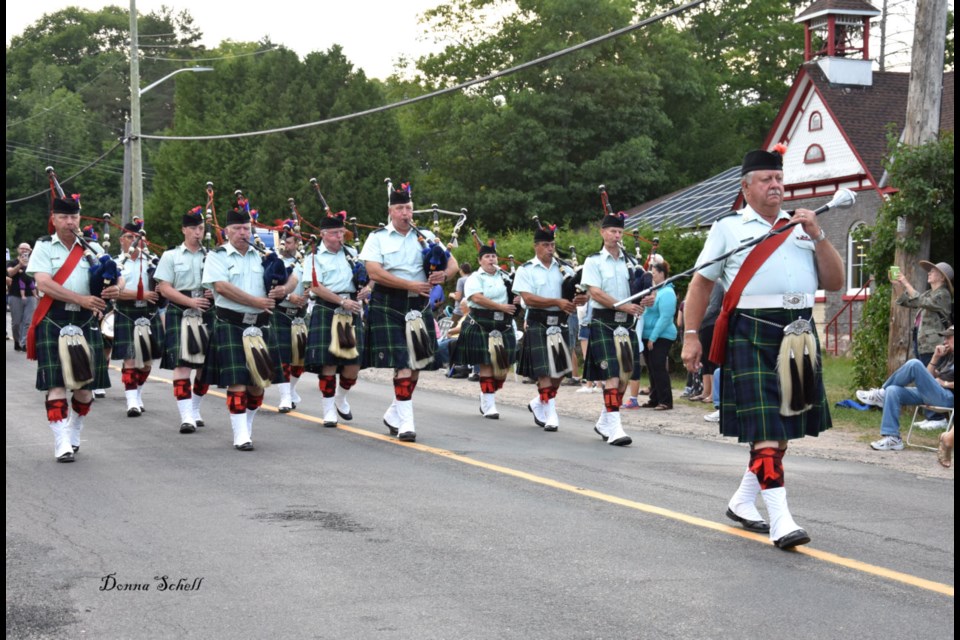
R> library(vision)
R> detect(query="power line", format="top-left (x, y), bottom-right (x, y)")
top-left (140, 0), bottom-right (706, 141)
top-left (5, 141), bottom-right (124, 205)
top-left (142, 46), bottom-right (278, 62)
top-left (5, 60), bottom-right (126, 130)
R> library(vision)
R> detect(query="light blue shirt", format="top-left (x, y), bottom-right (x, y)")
top-left (464, 269), bottom-right (508, 308)
top-left (279, 254), bottom-right (304, 309)
top-left (695, 205), bottom-right (818, 296)
top-left (154, 244), bottom-right (206, 292)
top-left (27, 233), bottom-right (104, 295)
top-left (512, 258), bottom-right (563, 311)
top-left (202, 242), bottom-right (266, 314)
top-left (118, 254), bottom-right (154, 296)
top-left (302, 244), bottom-right (357, 295)
top-left (581, 247), bottom-right (631, 309)
top-left (359, 223), bottom-right (437, 283)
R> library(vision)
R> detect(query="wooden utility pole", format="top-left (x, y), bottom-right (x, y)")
top-left (886, 0), bottom-right (948, 374)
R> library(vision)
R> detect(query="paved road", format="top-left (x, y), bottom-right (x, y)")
top-left (5, 346), bottom-right (954, 639)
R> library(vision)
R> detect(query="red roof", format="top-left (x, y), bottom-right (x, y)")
top-left (795, 0), bottom-right (881, 21)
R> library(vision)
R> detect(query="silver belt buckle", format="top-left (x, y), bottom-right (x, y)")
top-left (242, 312), bottom-right (259, 325)
top-left (493, 311), bottom-right (504, 321)
top-left (614, 311), bottom-right (627, 323)
top-left (547, 315), bottom-right (559, 326)
top-left (782, 293), bottom-right (805, 309)
top-left (135, 300), bottom-right (147, 308)
top-left (191, 289), bottom-right (204, 298)
top-left (64, 303), bottom-right (81, 312)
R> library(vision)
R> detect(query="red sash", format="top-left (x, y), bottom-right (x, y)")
top-left (709, 219), bottom-right (792, 364)
top-left (26, 243), bottom-right (85, 360)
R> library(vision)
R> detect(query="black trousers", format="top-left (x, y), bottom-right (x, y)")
top-left (647, 337), bottom-right (674, 408)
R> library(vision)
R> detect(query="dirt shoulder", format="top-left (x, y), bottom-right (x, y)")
top-left (358, 368), bottom-right (954, 480)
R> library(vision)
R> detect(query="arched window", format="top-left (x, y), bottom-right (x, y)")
top-left (846, 222), bottom-right (871, 295)
top-left (804, 144), bottom-right (825, 164)
top-left (809, 111), bottom-right (823, 131)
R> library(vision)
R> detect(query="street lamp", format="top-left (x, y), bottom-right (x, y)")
top-left (125, 0), bottom-right (212, 224)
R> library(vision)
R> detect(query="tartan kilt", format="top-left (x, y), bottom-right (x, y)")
top-left (271, 307), bottom-right (309, 364)
top-left (159, 303), bottom-right (214, 370)
top-left (516, 320), bottom-right (565, 379)
top-left (305, 301), bottom-right (364, 370)
top-left (203, 314), bottom-right (285, 387)
top-left (452, 314), bottom-right (517, 367)
top-left (362, 290), bottom-right (440, 371)
top-left (719, 308), bottom-right (831, 443)
top-left (34, 310), bottom-right (110, 391)
top-left (583, 317), bottom-right (640, 381)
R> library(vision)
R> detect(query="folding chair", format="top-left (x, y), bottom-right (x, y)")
top-left (905, 404), bottom-right (955, 451)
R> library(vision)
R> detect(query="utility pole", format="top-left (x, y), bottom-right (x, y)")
top-left (128, 0), bottom-right (142, 226)
top-left (886, 0), bottom-right (948, 374)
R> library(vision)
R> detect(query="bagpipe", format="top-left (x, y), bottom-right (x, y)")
top-left (384, 177), bottom-right (468, 276)
top-left (311, 178), bottom-right (368, 289)
top-left (46, 166), bottom-right (119, 297)
top-left (532, 215), bottom-right (583, 301)
top-left (599, 184), bottom-right (646, 296)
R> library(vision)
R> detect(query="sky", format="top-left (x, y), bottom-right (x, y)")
top-left (5, 0), bottom-right (450, 80)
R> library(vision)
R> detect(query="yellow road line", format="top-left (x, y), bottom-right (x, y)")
top-left (136, 369), bottom-right (954, 597)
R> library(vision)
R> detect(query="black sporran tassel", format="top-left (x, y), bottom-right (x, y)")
top-left (417, 326), bottom-right (434, 358)
top-left (495, 344), bottom-right (509, 371)
top-left (251, 347), bottom-right (274, 381)
top-left (789, 348), bottom-right (804, 412)
top-left (187, 325), bottom-right (202, 355)
top-left (69, 342), bottom-right (94, 383)
top-left (337, 322), bottom-right (350, 351)
top-left (138, 334), bottom-right (152, 364)
top-left (343, 323), bottom-right (356, 349)
top-left (552, 343), bottom-right (568, 372)
top-left (618, 341), bottom-right (634, 377)
top-left (296, 333), bottom-right (307, 360)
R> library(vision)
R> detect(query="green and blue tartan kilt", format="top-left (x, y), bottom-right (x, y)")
top-left (110, 302), bottom-right (164, 362)
top-left (362, 289), bottom-right (440, 371)
top-left (719, 308), bottom-right (831, 443)
top-left (305, 300), bottom-right (364, 370)
top-left (583, 317), bottom-right (641, 381)
top-left (34, 308), bottom-right (110, 391)
top-left (271, 306), bottom-right (309, 364)
top-left (159, 303), bottom-right (214, 370)
top-left (203, 313), bottom-right (285, 388)
top-left (516, 318), bottom-right (568, 379)
top-left (452, 313), bottom-right (517, 367)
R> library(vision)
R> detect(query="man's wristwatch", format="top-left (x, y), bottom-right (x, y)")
top-left (812, 229), bottom-right (827, 244)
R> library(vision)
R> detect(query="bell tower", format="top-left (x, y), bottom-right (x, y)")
top-left (794, 0), bottom-right (881, 85)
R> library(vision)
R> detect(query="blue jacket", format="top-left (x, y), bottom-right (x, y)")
top-left (642, 283), bottom-right (677, 343)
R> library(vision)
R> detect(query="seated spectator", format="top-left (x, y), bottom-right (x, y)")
top-left (865, 326), bottom-right (954, 451)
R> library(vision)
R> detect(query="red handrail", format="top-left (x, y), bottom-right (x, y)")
top-left (824, 277), bottom-right (873, 355)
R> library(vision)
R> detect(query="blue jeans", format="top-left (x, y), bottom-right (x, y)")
top-left (712, 367), bottom-right (721, 408)
top-left (879, 359), bottom-right (954, 436)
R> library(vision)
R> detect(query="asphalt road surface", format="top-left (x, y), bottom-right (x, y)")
top-left (5, 347), bottom-right (954, 639)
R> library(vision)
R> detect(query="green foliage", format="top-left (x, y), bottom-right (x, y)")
top-left (851, 132), bottom-right (955, 390)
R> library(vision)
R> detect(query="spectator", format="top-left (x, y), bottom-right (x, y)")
top-left (450, 262), bottom-right (473, 326)
top-left (692, 284), bottom-right (725, 403)
top-left (938, 428), bottom-right (953, 468)
top-left (865, 325), bottom-right (954, 451)
top-left (891, 261), bottom-right (953, 366)
top-left (7, 243), bottom-right (37, 352)
top-left (641, 260), bottom-right (677, 410)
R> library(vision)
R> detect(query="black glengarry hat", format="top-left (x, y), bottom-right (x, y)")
top-left (741, 143), bottom-right (786, 176)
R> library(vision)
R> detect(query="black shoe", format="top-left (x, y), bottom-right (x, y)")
top-left (543, 424), bottom-right (558, 432)
top-left (725, 508), bottom-right (771, 533)
top-left (127, 407), bottom-right (142, 417)
top-left (384, 419), bottom-right (399, 436)
top-left (323, 420), bottom-right (338, 428)
top-left (180, 422), bottom-right (196, 434)
top-left (594, 426), bottom-right (609, 442)
top-left (398, 431), bottom-right (416, 442)
top-left (234, 442), bottom-right (255, 451)
top-left (467, 373), bottom-right (480, 382)
top-left (278, 406), bottom-right (292, 414)
top-left (336, 407), bottom-right (353, 421)
top-left (774, 529), bottom-right (811, 549)
top-left (195, 419), bottom-right (205, 427)
top-left (57, 452), bottom-right (75, 463)
top-left (72, 446), bottom-right (80, 453)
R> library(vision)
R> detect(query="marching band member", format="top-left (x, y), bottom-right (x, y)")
top-left (451, 243), bottom-right (517, 419)
top-left (273, 227), bottom-right (308, 413)
top-left (514, 225), bottom-right (587, 432)
top-left (154, 208), bottom-right (214, 434)
top-left (304, 214), bottom-right (365, 428)
top-left (681, 147), bottom-right (844, 549)
top-left (360, 181), bottom-right (458, 442)
top-left (202, 207), bottom-right (287, 451)
top-left (113, 222), bottom-right (164, 417)
top-left (27, 196), bottom-right (121, 462)
top-left (581, 213), bottom-right (644, 446)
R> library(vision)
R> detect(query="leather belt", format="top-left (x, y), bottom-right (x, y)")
top-left (526, 309), bottom-right (563, 326)
top-left (177, 288), bottom-right (205, 298)
top-left (471, 308), bottom-right (511, 323)
top-left (737, 293), bottom-right (814, 310)
top-left (592, 308), bottom-right (632, 323)
top-left (279, 305), bottom-right (307, 318)
top-left (373, 284), bottom-right (421, 298)
top-left (216, 307), bottom-right (271, 326)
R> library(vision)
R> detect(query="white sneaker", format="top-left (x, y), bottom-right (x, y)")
top-left (575, 386), bottom-right (594, 394)
top-left (93, 389), bottom-right (106, 399)
top-left (870, 435), bottom-right (904, 451)
top-left (856, 388), bottom-right (885, 407)
top-left (704, 410), bottom-right (720, 423)
top-left (916, 418), bottom-right (949, 430)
